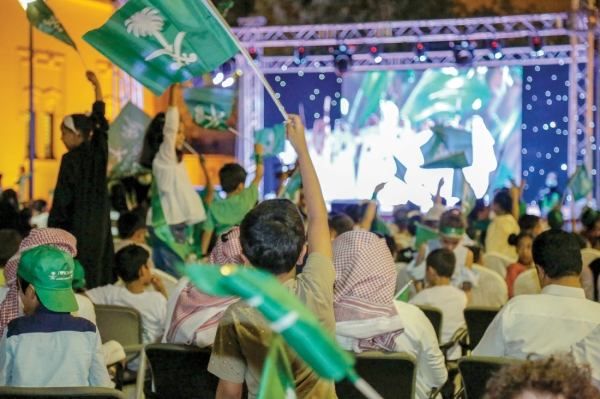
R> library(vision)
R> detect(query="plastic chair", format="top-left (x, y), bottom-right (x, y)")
top-left (483, 252), bottom-right (513, 279)
top-left (94, 305), bottom-right (146, 399)
top-left (416, 305), bottom-right (443, 343)
top-left (463, 307), bottom-right (500, 351)
top-left (144, 344), bottom-right (220, 399)
top-left (581, 248), bottom-right (600, 268)
top-left (513, 268), bottom-right (540, 296)
top-left (0, 387), bottom-right (125, 398)
top-left (469, 265), bottom-right (508, 308)
top-left (457, 356), bottom-right (523, 399)
top-left (335, 351), bottom-right (417, 399)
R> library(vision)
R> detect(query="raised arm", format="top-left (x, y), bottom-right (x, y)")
top-left (251, 143), bottom-right (264, 187)
top-left (359, 182), bottom-right (386, 231)
top-left (86, 71), bottom-right (108, 147)
top-left (200, 155), bottom-right (215, 206)
top-left (286, 115), bottom-right (331, 259)
top-left (433, 177), bottom-right (444, 205)
top-left (509, 180), bottom-right (524, 221)
top-left (154, 85), bottom-right (179, 165)
top-left (87, 71), bottom-right (102, 103)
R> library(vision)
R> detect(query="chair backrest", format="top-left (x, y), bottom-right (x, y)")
top-left (483, 252), bottom-right (513, 279)
top-left (94, 305), bottom-right (142, 346)
top-left (581, 248), bottom-right (600, 267)
top-left (513, 268), bottom-right (540, 297)
top-left (463, 307), bottom-right (500, 350)
top-left (416, 305), bottom-right (443, 342)
top-left (469, 265), bottom-right (508, 308)
top-left (144, 343), bottom-right (220, 399)
top-left (335, 351), bottom-right (417, 399)
top-left (0, 387), bottom-right (125, 398)
top-left (458, 356), bottom-right (523, 399)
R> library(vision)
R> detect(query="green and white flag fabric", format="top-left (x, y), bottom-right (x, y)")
top-left (184, 264), bottom-right (356, 382)
top-left (421, 125), bottom-right (473, 169)
top-left (108, 102), bottom-right (152, 178)
top-left (393, 156), bottom-right (408, 182)
top-left (184, 87), bottom-right (234, 130)
top-left (569, 164), bottom-right (594, 201)
top-left (27, 0), bottom-right (77, 49)
top-left (255, 124), bottom-right (286, 157)
top-left (257, 334), bottom-right (297, 399)
top-left (422, 151), bottom-right (470, 170)
top-left (415, 224), bottom-right (439, 250)
top-left (83, 0), bottom-right (239, 96)
top-left (453, 170), bottom-right (477, 216)
top-left (278, 169), bottom-right (302, 201)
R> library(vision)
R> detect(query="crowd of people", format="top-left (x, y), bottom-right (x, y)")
top-left (1, 72), bottom-right (600, 399)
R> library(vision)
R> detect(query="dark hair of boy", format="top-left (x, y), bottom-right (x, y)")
top-left (439, 210), bottom-right (466, 229)
top-left (493, 190), bottom-right (513, 214)
top-left (32, 200), bottom-right (48, 213)
top-left (115, 245), bottom-right (150, 284)
top-left (117, 211), bottom-right (145, 240)
top-left (518, 214), bottom-right (540, 233)
top-left (239, 199), bottom-right (305, 275)
top-left (0, 229), bottom-right (22, 267)
top-left (426, 248), bottom-right (456, 278)
top-left (328, 213), bottom-right (354, 237)
top-left (343, 204), bottom-right (362, 224)
top-left (532, 230), bottom-right (582, 279)
top-left (219, 164), bottom-right (248, 193)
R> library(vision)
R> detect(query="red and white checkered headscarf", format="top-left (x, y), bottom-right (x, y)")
top-left (166, 227), bottom-right (248, 344)
top-left (0, 228), bottom-right (77, 334)
top-left (332, 230), bottom-right (404, 352)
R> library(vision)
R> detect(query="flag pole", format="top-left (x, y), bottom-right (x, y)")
top-left (201, 0), bottom-right (289, 122)
top-left (28, 21), bottom-right (35, 201)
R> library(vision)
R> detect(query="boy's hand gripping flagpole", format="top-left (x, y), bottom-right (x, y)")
top-left (200, 0), bottom-right (289, 122)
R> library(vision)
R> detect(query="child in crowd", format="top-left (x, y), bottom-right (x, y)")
top-left (485, 189), bottom-right (520, 260)
top-left (0, 246), bottom-right (111, 387)
top-left (505, 233), bottom-right (535, 298)
top-left (140, 84), bottom-right (206, 276)
top-left (84, 245), bottom-right (167, 346)
top-left (328, 212), bottom-right (354, 240)
top-left (411, 210), bottom-right (476, 297)
top-left (30, 200), bottom-right (49, 228)
top-left (518, 214), bottom-right (543, 238)
top-left (114, 209), bottom-right (153, 261)
top-left (410, 248), bottom-right (468, 360)
top-left (580, 207), bottom-right (600, 249)
top-left (200, 143), bottom-right (264, 258)
top-left (208, 115), bottom-right (337, 399)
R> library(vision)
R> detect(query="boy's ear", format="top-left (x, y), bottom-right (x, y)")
top-left (26, 284), bottom-right (37, 300)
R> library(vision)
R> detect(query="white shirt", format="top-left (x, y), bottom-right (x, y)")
top-left (409, 285), bottom-right (468, 359)
top-left (85, 285), bottom-right (167, 344)
top-left (74, 294), bottom-right (97, 325)
top-left (393, 301), bottom-right (448, 399)
top-left (149, 106), bottom-right (205, 226)
top-left (31, 212), bottom-right (49, 228)
top-left (473, 285), bottom-right (600, 359)
top-left (571, 324), bottom-right (600, 391)
top-left (485, 214), bottom-right (520, 261)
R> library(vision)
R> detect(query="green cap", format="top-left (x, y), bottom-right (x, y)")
top-left (18, 246), bottom-right (79, 313)
top-left (72, 259), bottom-right (86, 290)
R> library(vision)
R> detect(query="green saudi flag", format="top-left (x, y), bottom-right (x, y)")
top-left (83, 0), bottom-right (239, 96)
top-left (415, 224), bottom-right (439, 249)
top-left (394, 281), bottom-right (412, 302)
top-left (255, 124), bottom-right (286, 157)
top-left (569, 164), bottom-right (594, 201)
top-left (421, 125), bottom-right (473, 169)
top-left (257, 334), bottom-right (297, 399)
top-left (27, 0), bottom-right (77, 49)
top-left (184, 264), bottom-right (356, 382)
top-left (108, 102), bottom-right (152, 178)
top-left (278, 169), bottom-right (302, 200)
top-left (422, 151), bottom-right (470, 169)
top-left (184, 87), bottom-right (234, 130)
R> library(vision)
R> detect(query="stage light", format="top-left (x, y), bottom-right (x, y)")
top-left (332, 45), bottom-right (353, 76)
top-left (450, 40), bottom-right (476, 66)
top-left (531, 36), bottom-right (545, 57)
top-left (294, 46), bottom-right (308, 65)
top-left (488, 39), bottom-right (503, 60)
top-left (212, 72), bottom-right (224, 85)
top-left (222, 77), bottom-right (235, 88)
top-left (370, 45), bottom-right (382, 64)
top-left (414, 42), bottom-right (429, 62)
top-left (213, 58), bottom-right (235, 86)
top-left (18, 0), bottom-right (36, 10)
top-left (249, 47), bottom-right (259, 61)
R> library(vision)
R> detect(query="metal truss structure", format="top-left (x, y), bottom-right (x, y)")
top-left (234, 11), bottom-right (599, 202)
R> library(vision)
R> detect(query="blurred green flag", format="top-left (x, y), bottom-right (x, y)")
top-left (108, 102), bottom-right (152, 179)
top-left (348, 71), bottom-right (395, 130)
top-left (83, 0), bottom-right (239, 96)
top-left (257, 334), bottom-right (297, 399)
top-left (568, 164), bottom-right (593, 201)
top-left (422, 151), bottom-right (470, 169)
top-left (27, 0), bottom-right (77, 49)
top-left (255, 124), bottom-right (286, 157)
top-left (415, 224), bottom-right (439, 249)
top-left (278, 169), bottom-right (302, 201)
top-left (394, 281), bottom-right (412, 302)
top-left (452, 169), bottom-right (477, 216)
top-left (184, 87), bottom-right (234, 130)
top-left (184, 263), bottom-right (355, 381)
top-left (421, 125), bottom-right (473, 168)
top-left (393, 156), bottom-right (408, 182)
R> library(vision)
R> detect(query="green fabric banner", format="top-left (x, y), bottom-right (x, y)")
top-left (184, 87), bottom-right (234, 130)
top-left (421, 125), bottom-right (473, 169)
top-left (27, 0), bottom-right (77, 49)
top-left (415, 224), bottom-right (439, 250)
top-left (278, 169), bottom-right (302, 201)
top-left (83, 0), bottom-right (239, 96)
top-left (255, 124), bottom-right (286, 157)
top-left (569, 164), bottom-right (594, 201)
top-left (257, 334), bottom-right (297, 399)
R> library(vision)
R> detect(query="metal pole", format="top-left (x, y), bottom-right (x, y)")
top-left (29, 22), bottom-right (35, 201)
top-left (596, 30), bottom-right (600, 204)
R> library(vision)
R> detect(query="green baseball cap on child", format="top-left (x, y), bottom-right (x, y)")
top-left (18, 245), bottom-right (79, 313)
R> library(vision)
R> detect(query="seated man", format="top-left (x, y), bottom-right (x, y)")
top-left (474, 230), bottom-right (600, 359)
top-left (208, 115), bottom-right (336, 399)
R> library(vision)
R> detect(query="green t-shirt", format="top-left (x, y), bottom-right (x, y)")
top-left (203, 184), bottom-right (259, 236)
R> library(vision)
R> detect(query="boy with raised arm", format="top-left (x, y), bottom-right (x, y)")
top-left (208, 115), bottom-right (336, 399)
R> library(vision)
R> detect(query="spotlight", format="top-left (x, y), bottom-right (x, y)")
top-left (450, 40), bottom-right (476, 66)
top-left (213, 59), bottom-right (236, 86)
top-left (488, 39), bottom-right (503, 60)
top-left (414, 42), bottom-right (429, 62)
top-left (369, 45), bottom-right (382, 64)
top-left (294, 46), bottom-right (308, 65)
top-left (332, 45), bottom-right (353, 76)
top-left (248, 47), bottom-right (259, 61)
top-left (531, 36), bottom-right (545, 57)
